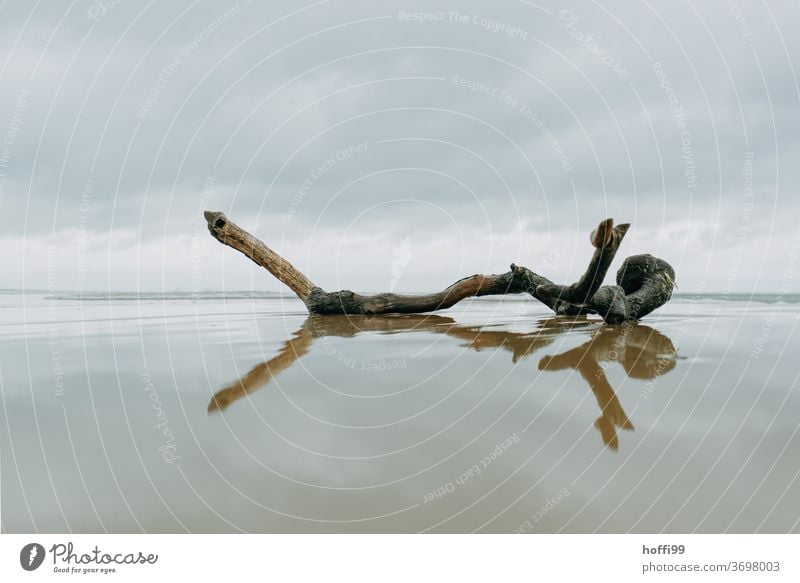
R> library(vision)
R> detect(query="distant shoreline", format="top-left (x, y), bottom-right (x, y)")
top-left (3, 289), bottom-right (800, 305)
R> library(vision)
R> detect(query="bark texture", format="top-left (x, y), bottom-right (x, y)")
top-left (204, 211), bottom-right (673, 323)
top-left (204, 211), bottom-right (316, 302)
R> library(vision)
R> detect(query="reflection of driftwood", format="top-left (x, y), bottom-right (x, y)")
top-left (208, 314), bottom-right (572, 412)
top-left (208, 325), bottom-right (317, 413)
top-left (208, 316), bottom-right (677, 450)
top-left (204, 212), bottom-right (674, 322)
top-left (539, 324), bottom-right (676, 449)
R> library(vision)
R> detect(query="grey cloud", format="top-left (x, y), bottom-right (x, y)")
top-left (1, 0), bottom-right (798, 291)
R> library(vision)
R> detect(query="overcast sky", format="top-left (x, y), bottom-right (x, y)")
top-left (1, 0), bottom-right (798, 294)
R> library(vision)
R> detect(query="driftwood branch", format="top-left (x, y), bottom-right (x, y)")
top-left (204, 211), bottom-right (316, 302)
top-left (534, 218), bottom-right (630, 306)
top-left (204, 211), bottom-right (638, 318)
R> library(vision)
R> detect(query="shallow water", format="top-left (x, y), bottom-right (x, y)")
top-left (1, 292), bottom-right (798, 533)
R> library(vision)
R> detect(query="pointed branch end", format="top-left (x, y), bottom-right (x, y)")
top-left (590, 218), bottom-right (615, 248)
top-left (590, 218), bottom-right (631, 249)
top-left (207, 394), bottom-right (229, 414)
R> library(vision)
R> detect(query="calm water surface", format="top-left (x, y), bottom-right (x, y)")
top-left (1, 292), bottom-right (798, 532)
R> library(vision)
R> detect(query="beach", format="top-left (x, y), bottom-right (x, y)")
top-left (1, 291), bottom-right (798, 533)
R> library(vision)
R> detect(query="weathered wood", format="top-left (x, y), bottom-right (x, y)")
top-left (584, 254), bottom-right (677, 324)
top-left (204, 211), bottom-right (316, 302)
top-left (305, 264), bottom-right (554, 315)
top-left (203, 211), bottom-right (636, 318)
top-left (533, 219), bottom-right (630, 307)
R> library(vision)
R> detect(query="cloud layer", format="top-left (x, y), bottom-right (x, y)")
top-left (1, 0), bottom-right (798, 293)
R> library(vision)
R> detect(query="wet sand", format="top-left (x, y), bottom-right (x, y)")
top-left (1, 291), bottom-right (798, 533)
